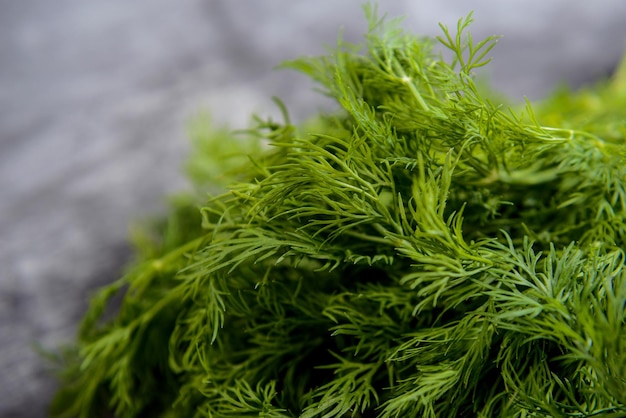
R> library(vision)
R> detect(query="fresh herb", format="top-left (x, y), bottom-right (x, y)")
top-left (51, 5), bottom-right (626, 417)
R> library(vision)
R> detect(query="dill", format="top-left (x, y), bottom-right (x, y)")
top-left (51, 4), bottom-right (626, 417)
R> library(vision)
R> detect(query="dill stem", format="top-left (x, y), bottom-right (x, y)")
top-left (344, 230), bottom-right (396, 247)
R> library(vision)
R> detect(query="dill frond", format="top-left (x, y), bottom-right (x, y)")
top-left (51, 4), bottom-right (626, 418)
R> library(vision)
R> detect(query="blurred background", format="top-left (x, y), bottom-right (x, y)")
top-left (1, 0), bottom-right (625, 416)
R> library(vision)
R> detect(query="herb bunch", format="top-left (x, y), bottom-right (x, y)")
top-left (52, 5), bottom-right (626, 418)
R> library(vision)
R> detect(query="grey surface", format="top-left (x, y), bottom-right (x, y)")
top-left (1, 1), bottom-right (625, 416)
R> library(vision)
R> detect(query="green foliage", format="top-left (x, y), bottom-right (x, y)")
top-left (51, 5), bottom-right (626, 417)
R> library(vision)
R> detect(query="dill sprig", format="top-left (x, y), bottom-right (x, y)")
top-left (51, 4), bottom-right (626, 417)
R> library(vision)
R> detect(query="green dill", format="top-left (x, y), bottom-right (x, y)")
top-left (51, 4), bottom-right (626, 418)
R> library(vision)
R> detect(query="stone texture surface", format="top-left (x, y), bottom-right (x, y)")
top-left (1, 1), bottom-right (625, 416)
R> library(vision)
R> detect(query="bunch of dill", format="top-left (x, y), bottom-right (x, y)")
top-left (51, 6), bottom-right (626, 418)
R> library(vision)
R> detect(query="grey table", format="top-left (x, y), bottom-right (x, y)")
top-left (1, 1), bottom-right (625, 416)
